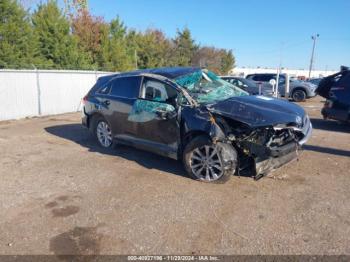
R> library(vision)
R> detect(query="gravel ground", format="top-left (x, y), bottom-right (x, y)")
top-left (0, 96), bottom-right (349, 255)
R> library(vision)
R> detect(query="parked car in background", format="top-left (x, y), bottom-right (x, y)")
top-left (220, 76), bottom-right (273, 96)
top-left (308, 77), bottom-right (323, 86)
top-left (246, 73), bottom-right (317, 102)
top-left (316, 66), bottom-right (350, 123)
top-left (82, 67), bottom-right (312, 182)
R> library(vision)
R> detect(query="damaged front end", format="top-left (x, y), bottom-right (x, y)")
top-left (176, 68), bottom-right (312, 180)
top-left (209, 113), bottom-right (312, 179)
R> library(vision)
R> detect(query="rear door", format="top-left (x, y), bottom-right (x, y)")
top-left (330, 71), bottom-right (350, 108)
top-left (317, 72), bottom-right (343, 98)
top-left (104, 76), bottom-right (142, 137)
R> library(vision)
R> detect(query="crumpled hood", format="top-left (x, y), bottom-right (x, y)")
top-left (207, 95), bottom-right (306, 127)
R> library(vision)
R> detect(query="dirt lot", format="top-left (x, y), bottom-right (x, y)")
top-left (0, 96), bottom-right (350, 255)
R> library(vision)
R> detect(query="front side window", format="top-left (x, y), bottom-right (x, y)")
top-left (272, 75), bottom-right (285, 83)
top-left (110, 76), bottom-right (141, 98)
top-left (174, 69), bottom-right (248, 104)
top-left (141, 78), bottom-right (178, 104)
top-left (128, 78), bottom-right (178, 123)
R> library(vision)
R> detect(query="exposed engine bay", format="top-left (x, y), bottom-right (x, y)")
top-left (206, 112), bottom-right (311, 179)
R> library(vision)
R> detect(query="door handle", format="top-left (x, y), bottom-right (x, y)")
top-left (103, 100), bottom-right (110, 106)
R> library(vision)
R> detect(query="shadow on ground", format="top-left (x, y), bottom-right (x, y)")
top-left (303, 144), bottom-right (350, 157)
top-left (45, 124), bottom-right (187, 179)
top-left (310, 118), bottom-right (350, 133)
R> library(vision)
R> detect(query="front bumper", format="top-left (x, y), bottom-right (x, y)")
top-left (298, 121), bottom-right (312, 146)
top-left (255, 149), bottom-right (298, 175)
top-left (307, 89), bottom-right (317, 98)
top-left (254, 117), bottom-right (312, 175)
top-left (255, 141), bottom-right (298, 175)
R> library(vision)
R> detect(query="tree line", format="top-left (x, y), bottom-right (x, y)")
top-left (0, 0), bottom-right (235, 74)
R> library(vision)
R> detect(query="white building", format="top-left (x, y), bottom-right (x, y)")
top-left (229, 67), bottom-right (337, 79)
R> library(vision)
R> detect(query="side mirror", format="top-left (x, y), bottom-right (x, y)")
top-left (269, 79), bottom-right (276, 86)
top-left (155, 109), bottom-right (168, 120)
top-left (155, 105), bottom-right (176, 120)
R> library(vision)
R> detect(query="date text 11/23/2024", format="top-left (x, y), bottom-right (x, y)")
top-left (127, 256), bottom-right (220, 261)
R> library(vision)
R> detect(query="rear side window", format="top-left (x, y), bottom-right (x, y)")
top-left (89, 76), bottom-right (113, 95)
top-left (97, 84), bottom-right (111, 95)
top-left (253, 74), bottom-right (273, 82)
top-left (110, 76), bottom-right (141, 98)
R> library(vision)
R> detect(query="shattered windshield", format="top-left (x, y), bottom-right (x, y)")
top-left (174, 69), bottom-right (248, 104)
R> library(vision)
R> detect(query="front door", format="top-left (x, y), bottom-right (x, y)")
top-left (127, 77), bottom-right (180, 159)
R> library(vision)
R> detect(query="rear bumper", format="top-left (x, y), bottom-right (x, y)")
top-left (81, 108), bottom-right (89, 128)
top-left (322, 107), bottom-right (349, 122)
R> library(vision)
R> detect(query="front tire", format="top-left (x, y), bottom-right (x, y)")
top-left (292, 89), bottom-right (306, 102)
top-left (94, 117), bottom-right (113, 148)
top-left (183, 136), bottom-right (235, 182)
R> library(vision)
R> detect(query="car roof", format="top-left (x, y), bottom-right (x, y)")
top-left (247, 73), bottom-right (275, 76)
top-left (222, 76), bottom-right (247, 81)
top-left (221, 76), bottom-right (239, 79)
top-left (98, 67), bottom-right (201, 83)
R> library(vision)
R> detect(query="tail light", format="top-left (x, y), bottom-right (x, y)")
top-left (82, 94), bottom-right (88, 105)
top-left (324, 100), bottom-right (333, 109)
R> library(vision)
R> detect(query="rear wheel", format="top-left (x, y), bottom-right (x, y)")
top-left (292, 89), bottom-right (306, 102)
top-left (94, 117), bottom-right (113, 148)
top-left (183, 136), bottom-right (235, 182)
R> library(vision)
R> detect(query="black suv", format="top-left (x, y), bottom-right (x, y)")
top-left (316, 66), bottom-right (350, 123)
top-left (82, 67), bottom-right (312, 182)
top-left (246, 73), bottom-right (317, 102)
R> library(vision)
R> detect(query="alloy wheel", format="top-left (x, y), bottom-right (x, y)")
top-left (293, 90), bottom-right (306, 102)
top-left (189, 145), bottom-right (223, 181)
top-left (96, 121), bottom-right (112, 147)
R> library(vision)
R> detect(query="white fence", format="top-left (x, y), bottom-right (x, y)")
top-left (0, 69), bottom-right (113, 121)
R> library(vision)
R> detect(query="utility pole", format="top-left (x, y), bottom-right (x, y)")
top-left (134, 49), bottom-right (138, 70)
top-left (308, 34), bottom-right (319, 79)
top-left (275, 42), bottom-right (284, 98)
top-left (32, 64), bottom-right (41, 116)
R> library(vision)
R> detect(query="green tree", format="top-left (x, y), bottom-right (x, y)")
top-left (220, 49), bottom-right (235, 75)
top-left (63, 0), bottom-right (88, 21)
top-left (172, 28), bottom-right (197, 66)
top-left (0, 0), bottom-right (34, 68)
top-left (96, 22), bottom-right (113, 71)
top-left (72, 8), bottom-right (106, 68)
top-left (192, 46), bottom-right (221, 72)
top-left (134, 29), bottom-right (173, 69)
top-left (106, 17), bottom-right (134, 71)
top-left (32, 0), bottom-right (89, 69)
top-left (192, 46), bottom-right (235, 75)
